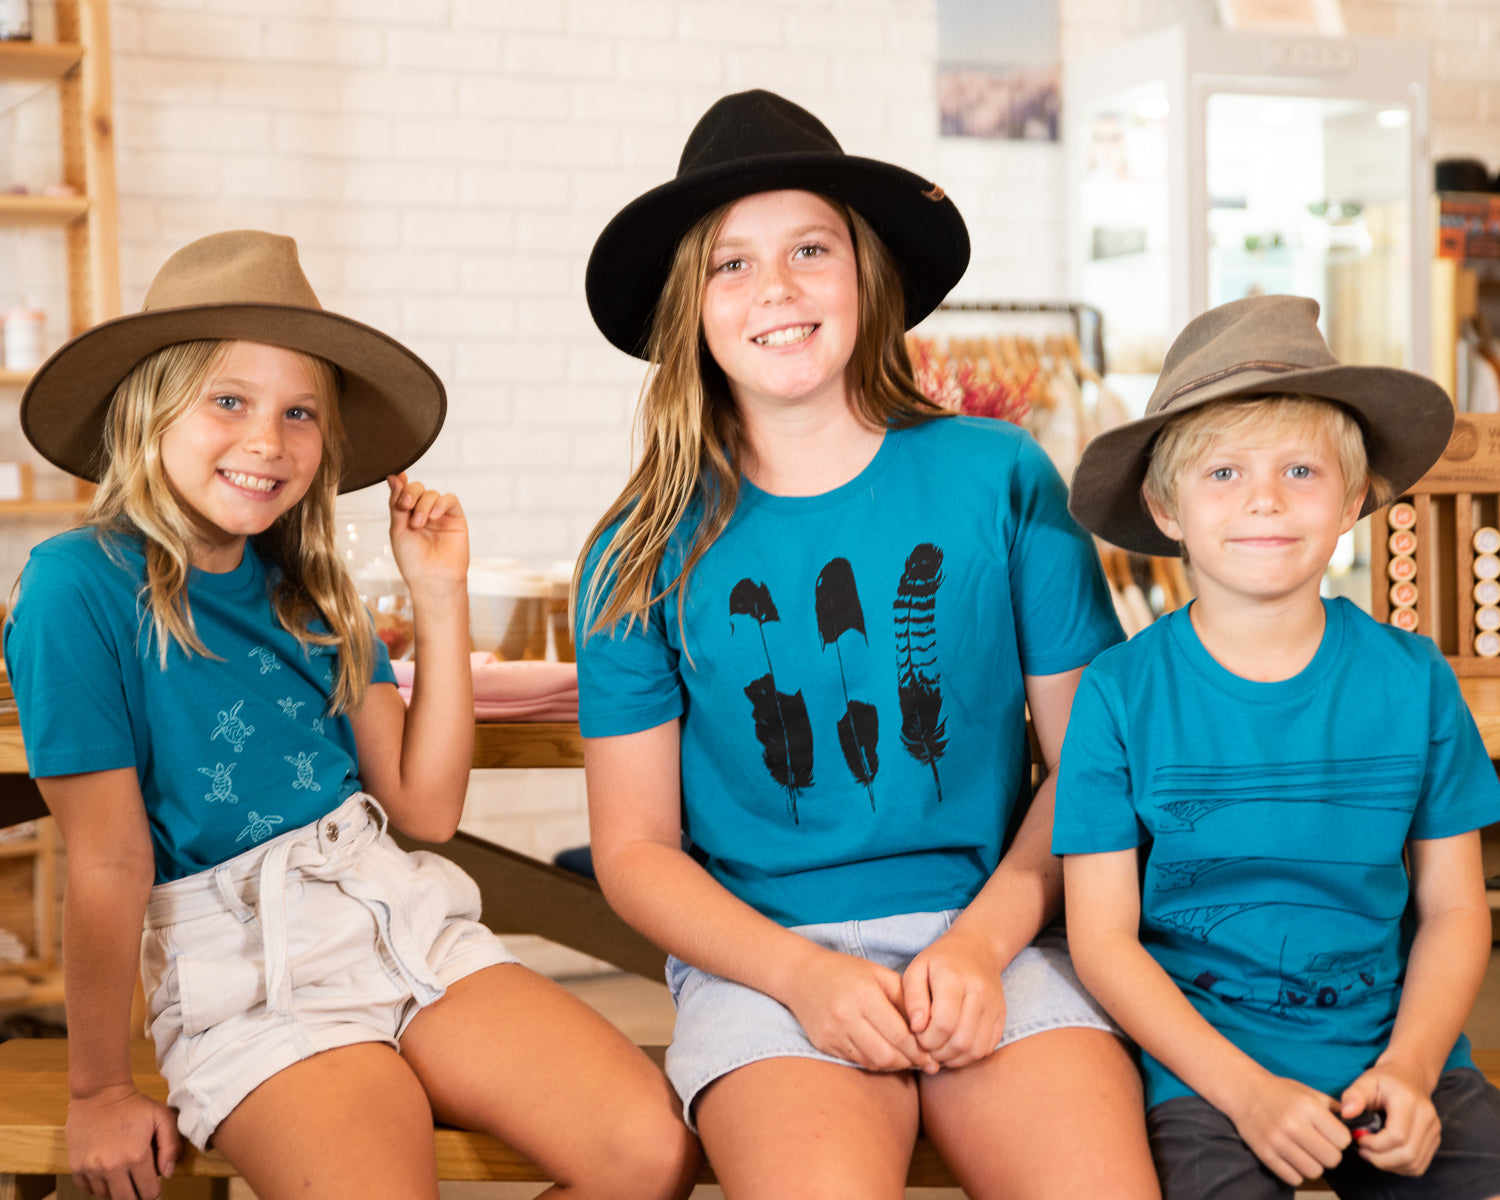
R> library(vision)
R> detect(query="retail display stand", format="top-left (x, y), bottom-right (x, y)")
top-left (1370, 412), bottom-right (1500, 676)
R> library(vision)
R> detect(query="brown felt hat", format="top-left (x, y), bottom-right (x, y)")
top-left (21, 230), bottom-right (446, 493)
top-left (1068, 294), bottom-right (1454, 557)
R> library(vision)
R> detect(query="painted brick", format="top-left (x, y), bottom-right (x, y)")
top-left (117, 104), bottom-right (272, 153)
top-left (570, 81), bottom-right (680, 124)
top-left (458, 339), bottom-right (570, 384)
top-left (452, 0), bottom-right (566, 33)
top-left (401, 293), bottom-right (519, 338)
top-left (461, 165), bottom-right (574, 210)
top-left (212, 62), bottom-right (342, 111)
top-left (117, 150), bottom-right (222, 198)
top-left (509, 121), bottom-right (622, 167)
top-left (220, 153), bottom-right (343, 202)
top-left (276, 112), bottom-right (393, 159)
top-left (386, 28), bottom-right (506, 72)
top-left (678, 3), bottom-right (784, 45)
top-left (616, 42), bottom-right (727, 86)
top-left (264, 19), bottom-right (384, 66)
top-left (516, 297), bottom-right (596, 340)
top-left (139, 12), bottom-right (265, 60)
top-left (113, 58), bottom-right (220, 103)
top-left (503, 33), bottom-right (616, 79)
top-left (566, 0), bottom-right (676, 39)
top-left (460, 429), bottom-right (573, 468)
top-left (341, 160), bottom-right (459, 206)
top-left (341, 249), bottom-right (460, 293)
top-left (460, 75), bottom-right (571, 120)
top-left (338, 69), bottom-right (458, 117)
top-left (156, 198), bottom-right (284, 241)
top-left (458, 252), bottom-right (572, 296)
top-left (329, 0), bottom-right (450, 25)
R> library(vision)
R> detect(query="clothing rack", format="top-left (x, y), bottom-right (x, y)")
top-left (934, 301), bottom-right (1106, 377)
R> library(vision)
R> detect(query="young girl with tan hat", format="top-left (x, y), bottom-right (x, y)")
top-left (4, 230), bottom-right (697, 1200)
top-left (575, 90), bottom-right (1159, 1196)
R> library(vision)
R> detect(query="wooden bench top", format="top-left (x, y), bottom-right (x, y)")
top-left (1, 1039), bottom-right (1495, 1190)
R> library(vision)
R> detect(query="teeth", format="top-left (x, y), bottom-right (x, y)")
top-left (222, 471), bottom-right (278, 492)
top-left (755, 325), bottom-right (815, 347)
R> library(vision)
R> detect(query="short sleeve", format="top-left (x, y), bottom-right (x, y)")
top-left (1052, 662), bottom-right (1146, 854)
top-left (1005, 434), bottom-right (1124, 676)
top-left (1412, 645), bottom-right (1500, 840)
top-left (4, 544), bottom-right (137, 779)
top-left (574, 533), bottom-right (684, 738)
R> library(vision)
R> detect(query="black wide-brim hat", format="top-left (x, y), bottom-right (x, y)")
top-left (21, 230), bottom-right (446, 493)
top-left (586, 89), bottom-right (971, 359)
top-left (1069, 294), bottom-right (1455, 557)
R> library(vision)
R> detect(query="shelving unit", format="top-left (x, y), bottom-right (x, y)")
top-left (0, 0), bottom-right (118, 516)
top-left (0, 1), bottom-right (117, 1007)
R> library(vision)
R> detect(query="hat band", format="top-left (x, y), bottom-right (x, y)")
top-left (1161, 360), bottom-right (1309, 409)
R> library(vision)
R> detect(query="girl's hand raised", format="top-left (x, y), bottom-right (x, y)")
top-left (386, 473), bottom-right (469, 592)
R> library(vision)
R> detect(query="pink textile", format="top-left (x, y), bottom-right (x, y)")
top-left (391, 653), bottom-right (577, 722)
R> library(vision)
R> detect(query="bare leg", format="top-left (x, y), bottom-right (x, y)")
top-left (694, 1057), bottom-right (918, 1200)
top-left (210, 1042), bottom-right (439, 1200)
top-left (399, 963), bottom-right (698, 1200)
top-left (919, 1028), bottom-right (1159, 1200)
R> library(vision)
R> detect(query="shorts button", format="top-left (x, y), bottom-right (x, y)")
top-left (326, 822), bottom-right (339, 842)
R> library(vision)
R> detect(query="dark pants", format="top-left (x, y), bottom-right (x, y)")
top-left (1148, 1068), bottom-right (1500, 1200)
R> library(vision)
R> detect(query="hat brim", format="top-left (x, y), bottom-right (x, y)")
top-left (21, 303), bottom-right (446, 494)
top-left (586, 151), bottom-right (970, 358)
top-left (1068, 363), bottom-right (1456, 557)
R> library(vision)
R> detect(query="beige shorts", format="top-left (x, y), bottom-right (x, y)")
top-left (141, 793), bottom-right (520, 1149)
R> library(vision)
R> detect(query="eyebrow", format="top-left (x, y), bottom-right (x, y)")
top-left (712, 222), bottom-right (846, 249)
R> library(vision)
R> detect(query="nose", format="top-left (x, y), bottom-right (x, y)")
top-left (1245, 471), bottom-right (1284, 513)
top-left (757, 259), bottom-right (797, 305)
top-left (242, 411), bottom-right (285, 460)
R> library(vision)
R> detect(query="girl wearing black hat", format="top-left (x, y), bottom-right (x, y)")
top-left (576, 91), bottom-right (1159, 1195)
top-left (5, 231), bottom-right (698, 1200)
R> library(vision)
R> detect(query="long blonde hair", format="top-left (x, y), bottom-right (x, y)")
top-left (87, 339), bottom-right (376, 713)
top-left (577, 195), bottom-right (946, 640)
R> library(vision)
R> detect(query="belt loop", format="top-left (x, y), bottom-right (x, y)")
top-left (213, 864), bottom-right (256, 924)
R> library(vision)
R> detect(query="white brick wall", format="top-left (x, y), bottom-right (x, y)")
top-left (5, 0), bottom-right (1500, 912)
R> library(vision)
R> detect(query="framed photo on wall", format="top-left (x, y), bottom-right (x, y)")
top-left (1216, 0), bottom-right (1346, 34)
top-left (938, 0), bottom-right (1059, 141)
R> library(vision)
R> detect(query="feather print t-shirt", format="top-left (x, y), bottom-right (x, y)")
top-left (578, 416), bottom-right (1123, 926)
top-left (4, 528), bottom-right (395, 882)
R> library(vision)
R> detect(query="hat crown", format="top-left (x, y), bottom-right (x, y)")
top-left (143, 230), bottom-right (323, 314)
top-left (676, 89), bottom-right (844, 177)
top-left (1150, 294), bottom-right (1339, 415)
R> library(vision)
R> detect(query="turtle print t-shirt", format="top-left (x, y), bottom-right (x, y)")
top-left (4, 528), bottom-right (395, 882)
top-left (577, 416), bottom-right (1123, 927)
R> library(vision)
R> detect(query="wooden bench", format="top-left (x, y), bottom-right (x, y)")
top-left (2, 1038), bottom-right (1497, 1198)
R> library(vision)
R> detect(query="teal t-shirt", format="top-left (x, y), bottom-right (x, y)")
top-left (4, 528), bottom-right (395, 882)
top-left (1053, 599), bottom-right (1500, 1108)
top-left (578, 416), bottom-right (1123, 927)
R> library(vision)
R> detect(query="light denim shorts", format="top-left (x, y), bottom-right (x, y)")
top-left (141, 793), bottom-right (520, 1149)
top-left (664, 909), bottom-right (1118, 1129)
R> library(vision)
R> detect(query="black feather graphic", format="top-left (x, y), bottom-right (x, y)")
top-left (816, 558), bottom-right (878, 810)
top-left (894, 543), bottom-right (947, 802)
top-left (743, 674), bottom-right (815, 823)
top-left (731, 577), bottom-right (813, 824)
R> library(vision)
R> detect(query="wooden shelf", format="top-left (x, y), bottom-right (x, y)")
top-left (0, 499), bottom-right (87, 517)
top-left (0, 370), bottom-right (31, 387)
top-left (0, 40), bottom-right (82, 81)
top-left (0, 194), bottom-right (89, 225)
top-left (0, 838), bottom-right (39, 861)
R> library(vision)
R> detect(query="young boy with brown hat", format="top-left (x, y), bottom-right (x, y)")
top-left (1053, 293), bottom-right (1500, 1199)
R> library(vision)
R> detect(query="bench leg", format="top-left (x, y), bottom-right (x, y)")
top-left (51, 1173), bottom-right (225, 1200)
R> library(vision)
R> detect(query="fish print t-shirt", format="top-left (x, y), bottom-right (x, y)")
top-left (4, 528), bottom-right (395, 882)
top-left (1053, 599), bottom-right (1500, 1106)
top-left (578, 417), bottom-right (1123, 927)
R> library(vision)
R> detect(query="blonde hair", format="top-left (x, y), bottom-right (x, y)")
top-left (1142, 393), bottom-right (1392, 524)
top-left (576, 194), bottom-right (946, 641)
top-left (86, 339), bottom-right (376, 714)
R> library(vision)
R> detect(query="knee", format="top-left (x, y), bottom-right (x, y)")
top-left (580, 1105), bottom-right (700, 1200)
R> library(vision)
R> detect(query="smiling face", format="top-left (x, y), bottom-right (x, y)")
top-left (700, 189), bottom-right (860, 420)
top-left (1148, 412), bottom-right (1364, 610)
top-left (159, 340), bottom-right (327, 572)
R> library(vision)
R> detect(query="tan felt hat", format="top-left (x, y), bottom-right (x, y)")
top-left (21, 230), bottom-right (446, 493)
top-left (1068, 294), bottom-right (1454, 557)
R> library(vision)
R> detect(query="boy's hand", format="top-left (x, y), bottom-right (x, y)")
top-left (67, 1084), bottom-right (181, 1199)
top-left (1226, 1071), bottom-right (1351, 1186)
top-left (386, 473), bottom-right (469, 591)
top-left (900, 926), bottom-right (1007, 1071)
top-left (782, 945), bottom-right (936, 1074)
top-left (1340, 1061), bottom-right (1441, 1175)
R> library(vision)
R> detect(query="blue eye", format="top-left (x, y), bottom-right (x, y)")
top-left (1287, 464), bottom-right (1311, 479)
top-left (1210, 467), bottom-right (1234, 481)
top-left (287, 406), bottom-right (316, 422)
top-left (213, 394), bottom-right (242, 411)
